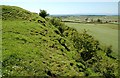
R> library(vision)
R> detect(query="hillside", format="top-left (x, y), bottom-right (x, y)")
top-left (2, 5), bottom-right (118, 77)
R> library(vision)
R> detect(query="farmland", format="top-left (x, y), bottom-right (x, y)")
top-left (61, 15), bottom-right (118, 24)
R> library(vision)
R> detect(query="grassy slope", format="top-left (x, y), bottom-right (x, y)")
top-left (2, 21), bottom-right (80, 76)
top-left (2, 5), bottom-right (118, 77)
top-left (65, 23), bottom-right (118, 55)
top-left (2, 20), bottom-right (79, 76)
top-left (2, 5), bottom-right (86, 76)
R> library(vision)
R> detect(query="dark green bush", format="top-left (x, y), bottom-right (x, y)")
top-left (39, 9), bottom-right (49, 18)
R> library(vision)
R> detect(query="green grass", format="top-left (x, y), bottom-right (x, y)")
top-left (2, 20), bottom-right (77, 76)
top-left (65, 23), bottom-right (118, 55)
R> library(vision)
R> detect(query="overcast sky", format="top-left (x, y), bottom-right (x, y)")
top-left (0, 0), bottom-right (119, 15)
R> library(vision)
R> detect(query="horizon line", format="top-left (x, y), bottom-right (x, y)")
top-left (50, 14), bottom-right (118, 16)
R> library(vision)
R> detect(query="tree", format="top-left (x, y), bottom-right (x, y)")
top-left (39, 9), bottom-right (49, 18)
top-left (97, 19), bottom-right (102, 23)
top-left (85, 18), bottom-right (88, 22)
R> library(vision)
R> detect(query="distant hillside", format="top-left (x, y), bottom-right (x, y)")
top-left (2, 5), bottom-right (118, 77)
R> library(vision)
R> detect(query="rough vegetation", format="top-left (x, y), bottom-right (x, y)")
top-left (2, 5), bottom-right (118, 77)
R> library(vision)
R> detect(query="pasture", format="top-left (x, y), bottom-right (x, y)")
top-left (65, 22), bottom-right (118, 56)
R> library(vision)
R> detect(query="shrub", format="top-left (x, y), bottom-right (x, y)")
top-left (97, 19), bottom-right (102, 23)
top-left (49, 17), bottom-right (66, 36)
top-left (39, 9), bottom-right (49, 18)
top-left (49, 17), bottom-right (63, 26)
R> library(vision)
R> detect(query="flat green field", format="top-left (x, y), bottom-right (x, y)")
top-left (65, 23), bottom-right (118, 54)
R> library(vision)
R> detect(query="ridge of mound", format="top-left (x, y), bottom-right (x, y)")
top-left (2, 5), bottom-right (44, 21)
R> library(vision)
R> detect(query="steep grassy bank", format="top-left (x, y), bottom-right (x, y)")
top-left (2, 5), bottom-right (118, 77)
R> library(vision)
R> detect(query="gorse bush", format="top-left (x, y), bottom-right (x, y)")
top-left (49, 17), bottom-right (63, 26)
top-left (49, 17), bottom-right (67, 36)
top-left (70, 30), bottom-right (118, 77)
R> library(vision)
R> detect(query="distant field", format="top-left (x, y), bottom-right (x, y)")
top-left (62, 15), bottom-right (118, 23)
top-left (65, 23), bottom-right (118, 55)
